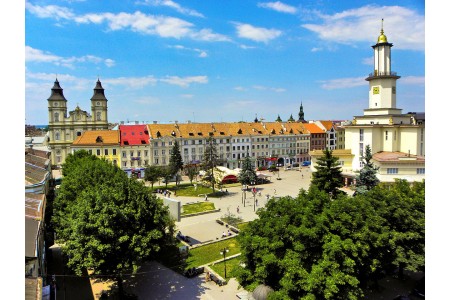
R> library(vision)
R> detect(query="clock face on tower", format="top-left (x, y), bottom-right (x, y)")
top-left (54, 102), bottom-right (59, 107)
top-left (373, 87), bottom-right (380, 94)
top-left (96, 101), bottom-right (100, 106)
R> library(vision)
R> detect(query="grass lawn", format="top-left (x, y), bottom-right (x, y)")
top-left (237, 222), bottom-right (249, 231)
top-left (185, 237), bottom-right (240, 269)
top-left (181, 202), bottom-right (216, 216)
top-left (209, 256), bottom-right (242, 279)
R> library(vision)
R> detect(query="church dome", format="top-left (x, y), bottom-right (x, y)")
top-left (377, 29), bottom-right (388, 43)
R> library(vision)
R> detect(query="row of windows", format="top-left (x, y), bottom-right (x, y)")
top-left (88, 149), bottom-right (117, 156)
top-left (122, 150), bottom-right (148, 158)
top-left (53, 111), bottom-right (103, 122)
top-left (386, 168), bottom-right (426, 175)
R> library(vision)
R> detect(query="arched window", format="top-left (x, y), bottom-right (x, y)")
top-left (96, 112), bottom-right (101, 121)
top-left (55, 132), bottom-right (60, 141)
top-left (54, 112), bottom-right (59, 122)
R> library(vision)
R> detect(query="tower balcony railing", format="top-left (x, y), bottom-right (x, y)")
top-left (367, 71), bottom-right (398, 77)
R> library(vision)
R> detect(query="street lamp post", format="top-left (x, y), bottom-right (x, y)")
top-left (220, 248), bottom-right (229, 278)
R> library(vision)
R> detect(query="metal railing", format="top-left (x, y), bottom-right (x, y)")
top-left (368, 71), bottom-right (397, 77)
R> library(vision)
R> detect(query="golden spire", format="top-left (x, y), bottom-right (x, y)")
top-left (377, 18), bottom-right (388, 43)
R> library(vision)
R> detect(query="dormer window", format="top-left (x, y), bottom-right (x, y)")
top-left (220, 132), bottom-right (225, 135)
top-left (237, 129), bottom-right (242, 134)
top-left (157, 131), bottom-right (161, 138)
top-left (96, 136), bottom-right (103, 143)
top-left (198, 132), bottom-right (203, 136)
top-left (189, 133), bottom-right (194, 136)
top-left (171, 131), bottom-right (176, 136)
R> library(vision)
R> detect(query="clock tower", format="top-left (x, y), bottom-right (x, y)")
top-left (91, 79), bottom-right (108, 124)
top-left (364, 19), bottom-right (402, 116)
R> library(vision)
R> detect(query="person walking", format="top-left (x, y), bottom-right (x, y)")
top-left (205, 194), bottom-right (208, 201)
top-left (237, 206), bottom-right (240, 213)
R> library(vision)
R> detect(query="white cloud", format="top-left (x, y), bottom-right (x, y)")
top-left (319, 77), bottom-right (366, 90)
top-left (25, 46), bottom-right (115, 68)
top-left (234, 23), bottom-right (282, 43)
top-left (239, 44), bottom-right (257, 50)
top-left (302, 5), bottom-right (424, 51)
top-left (234, 86), bottom-right (247, 91)
top-left (401, 76), bottom-right (425, 85)
top-left (26, 71), bottom-right (208, 89)
top-left (27, 3), bottom-right (229, 42)
top-left (311, 47), bottom-right (322, 52)
top-left (104, 76), bottom-right (158, 88)
top-left (257, 1), bottom-right (297, 14)
top-left (169, 44), bottom-right (208, 58)
top-left (25, 2), bottom-right (75, 20)
top-left (138, 0), bottom-right (204, 18)
top-left (160, 75), bottom-right (208, 87)
top-left (251, 85), bottom-right (286, 92)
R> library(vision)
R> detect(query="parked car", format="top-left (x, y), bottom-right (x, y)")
top-left (292, 163), bottom-right (299, 167)
top-left (301, 161), bottom-right (311, 167)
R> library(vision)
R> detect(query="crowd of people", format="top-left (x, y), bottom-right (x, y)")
top-left (155, 189), bottom-right (174, 198)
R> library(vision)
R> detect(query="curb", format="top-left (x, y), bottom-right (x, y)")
top-left (181, 208), bottom-right (221, 218)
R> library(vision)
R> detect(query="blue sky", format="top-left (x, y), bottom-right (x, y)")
top-left (25, 0), bottom-right (425, 125)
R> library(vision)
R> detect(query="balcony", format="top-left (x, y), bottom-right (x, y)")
top-left (366, 71), bottom-right (400, 80)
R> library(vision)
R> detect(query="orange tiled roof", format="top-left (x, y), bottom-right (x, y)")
top-left (318, 120), bottom-right (334, 131)
top-left (72, 130), bottom-right (120, 146)
top-left (303, 123), bottom-right (325, 134)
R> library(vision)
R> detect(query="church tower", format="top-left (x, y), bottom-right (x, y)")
top-left (47, 79), bottom-right (69, 165)
top-left (298, 102), bottom-right (305, 122)
top-left (364, 19), bottom-right (402, 116)
top-left (47, 79), bottom-right (68, 125)
top-left (90, 79), bottom-right (108, 124)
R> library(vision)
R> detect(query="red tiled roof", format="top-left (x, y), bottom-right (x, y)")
top-left (119, 125), bottom-right (149, 146)
top-left (372, 151), bottom-right (425, 163)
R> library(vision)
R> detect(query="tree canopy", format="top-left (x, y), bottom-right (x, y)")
top-left (53, 151), bottom-right (176, 295)
top-left (169, 141), bottom-right (183, 185)
top-left (202, 137), bottom-right (219, 192)
top-left (144, 165), bottom-right (163, 189)
top-left (238, 155), bottom-right (257, 186)
top-left (355, 145), bottom-right (380, 194)
top-left (311, 148), bottom-right (344, 198)
top-left (235, 180), bottom-right (425, 299)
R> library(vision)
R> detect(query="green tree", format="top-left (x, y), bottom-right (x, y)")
top-left (355, 145), bottom-right (380, 194)
top-left (144, 165), bottom-right (163, 189)
top-left (202, 137), bottom-right (219, 192)
top-left (161, 166), bottom-right (173, 189)
top-left (169, 141), bottom-right (183, 186)
top-left (185, 164), bottom-right (198, 184)
top-left (365, 179), bottom-right (425, 279)
top-left (238, 154), bottom-right (257, 186)
top-left (53, 153), bottom-right (176, 297)
top-left (311, 148), bottom-right (344, 198)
